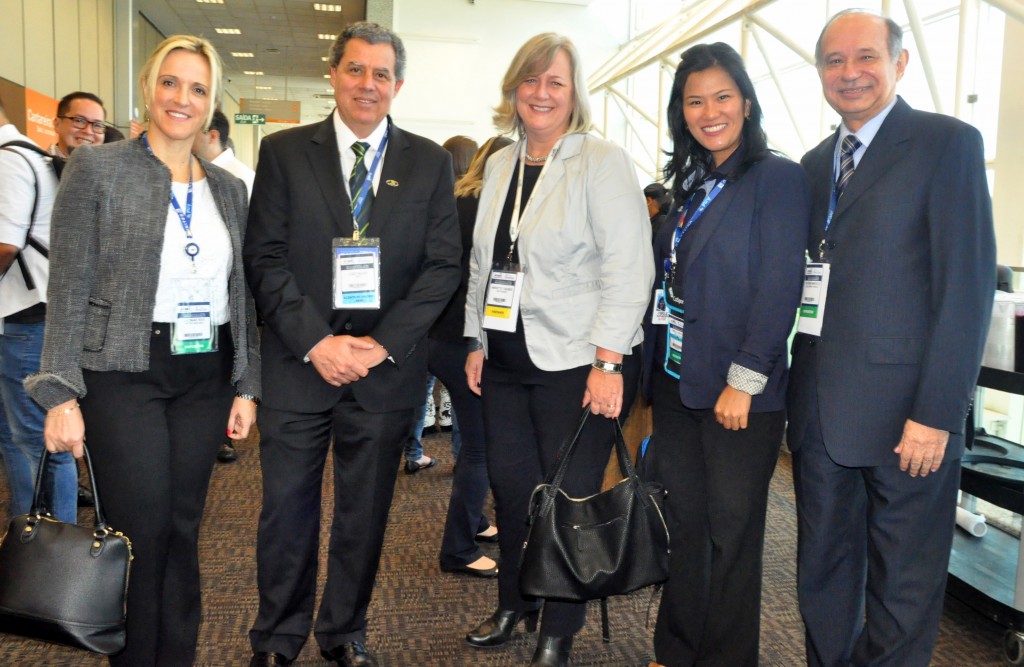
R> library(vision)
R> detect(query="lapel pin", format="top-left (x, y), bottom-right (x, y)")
top-left (386, 179), bottom-right (399, 187)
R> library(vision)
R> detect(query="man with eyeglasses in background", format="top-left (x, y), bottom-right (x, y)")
top-left (50, 91), bottom-right (107, 158)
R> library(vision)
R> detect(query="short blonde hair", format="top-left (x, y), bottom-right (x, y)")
top-left (493, 33), bottom-right (592, 137)
top-left (139, 35), bottom-right (223, 131)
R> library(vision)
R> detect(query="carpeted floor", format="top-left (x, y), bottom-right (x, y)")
top-left (0, 427), bottom-right (1010, 666)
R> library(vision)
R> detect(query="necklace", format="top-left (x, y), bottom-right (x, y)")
top-left (524, 151), bottom-right (548, 163)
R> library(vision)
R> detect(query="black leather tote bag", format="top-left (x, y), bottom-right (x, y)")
top-left (519, 408), bottom-right (670, 602)
top-left (0, 444), bottom-right (132, 654)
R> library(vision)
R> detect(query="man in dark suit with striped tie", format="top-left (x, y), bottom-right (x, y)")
top-left (787, 9), bottom-right (995, 667)
top-left (243, 21), bottom-right (460, 667)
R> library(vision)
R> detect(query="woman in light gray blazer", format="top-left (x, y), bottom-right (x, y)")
top-left (26, 35), bottom-right (259, 667)
top-left (463, 33), bottom-right (653, 667)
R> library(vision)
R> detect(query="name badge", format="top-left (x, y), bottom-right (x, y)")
top-left (651, 288), bottom-right (669, 325)
top-left (482, 263), bottom-right (524, 333)
top-left (663, 305), bottom-right (684, 379)
top-left (333, 237), bottom-right (382, 310)
top-left (171, 278), bottom-right (218, 355)
top-left (796, 261), bottom-right (830, 336)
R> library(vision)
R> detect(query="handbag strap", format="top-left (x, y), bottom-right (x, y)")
top-left (538, 407), bottom-right (649, 517)
top-left (31, 443), bottom-right (110, 530)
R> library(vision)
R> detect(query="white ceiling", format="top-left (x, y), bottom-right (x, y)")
top-left (136, 0), bottom-right (367, 123)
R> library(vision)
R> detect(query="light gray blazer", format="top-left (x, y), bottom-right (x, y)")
top-left (26, 139), bottom-right (260, 409)
top-left (464, 132), bottom-right (654, 371)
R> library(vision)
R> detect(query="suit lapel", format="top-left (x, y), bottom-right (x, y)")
top-left (519, 133), bottom-right (581, 223)
top-left (834, 98), bottom-right (912, 219)
top-left (680, 183), bottom-right (740, 276)
top-left (306, 117), bottom-right (353, 236)
top-left (369, 120), bottom-right (411, 237)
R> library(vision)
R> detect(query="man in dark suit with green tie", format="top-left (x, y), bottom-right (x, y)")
top-left (787, 9), bottom-right (996, 667)
top-left (243, 22), bottom-right (460, 667)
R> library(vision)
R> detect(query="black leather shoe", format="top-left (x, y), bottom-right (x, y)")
top-left (404, 456), bottom-right (436, 474)
top-left (466, 608), bottom-right (539, 648)
top-left (249, 652), bottom-right (291, 666)
top-left (475, 528), bottom-right (499, 543)
top-left (217, 442), bottom-right (238, 463)
top-left (440, 559), bottom-right (499, 578)
top-left (321, 641), bottom-right (378, 667)
top-left (530, 634), bottom-right (573, 667)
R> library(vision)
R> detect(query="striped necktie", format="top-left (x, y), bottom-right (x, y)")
top-left (349, 141), bottom-right (374, 235)
top-left (835, 134), bottom-right (861, 198)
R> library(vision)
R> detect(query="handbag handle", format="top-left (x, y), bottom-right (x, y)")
top-left (537, 407), bottom-right (647, 517)
top-left (30, 443), bottom-right (110, 531)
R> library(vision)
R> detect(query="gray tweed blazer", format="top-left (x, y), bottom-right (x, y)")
top-left (25, 138), bottom-right (260, 409)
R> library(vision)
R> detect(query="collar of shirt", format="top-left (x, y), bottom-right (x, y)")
top-left (48, 144), bottom-right (69, 159)
top-left (333, 111), bottom-right (389, 198)
top-left (835, 95), bottom-right (898, 172)
top-left (211, 146), bottom-right (235, 166)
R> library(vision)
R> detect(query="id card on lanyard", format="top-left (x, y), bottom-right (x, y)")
top-left (797, 170), bottom-right (842, 336)
top-left (482, 138), bottom-right (562, 334)
top-left (658, 179), bottom-right (725, 378)
top-left (332, 129), bottom-right (387, 310)
top-left (172, 278), bottom-right (218, 354)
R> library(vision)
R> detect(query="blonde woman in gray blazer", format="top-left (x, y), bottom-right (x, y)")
top-left (463, 33), bottom-right (653, 667)
top-left (26, 36), bottom-right (259, 667)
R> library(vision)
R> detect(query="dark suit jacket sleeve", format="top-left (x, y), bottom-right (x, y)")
top-left (733, 158), bottom-right (810, 378)
top-left (911, 123), bottom-right (995, 433)
top-left (244, 134), bottom-right (335, 361)
top-left (369, 151), bottom-right (460, 364)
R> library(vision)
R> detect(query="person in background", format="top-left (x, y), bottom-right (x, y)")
top-left (644, 42), bottom-right (808, 667)
top-left (27, 35), bottom-right (260, 666)
top-left (50, 91), bottom-right (107, 158)
top-left (787, 10), bottom-right (996, 666)
top-left (643, 181), bottom-right (671, 236)
top-left (403, 134), bottom-right (479, 475)
top-left (0, 96), bottom-right (78, 525)
top-left (463, 33), bottom-right (653, 667)
top-left (434, 135), bottom-right (512, 578)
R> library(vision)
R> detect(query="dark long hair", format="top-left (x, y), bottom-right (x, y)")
top-left (664, 42), bottom-right (768, 203)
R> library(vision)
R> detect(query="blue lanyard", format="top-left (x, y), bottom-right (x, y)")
top-left (142, 133), bottom-right (199, 261)
top-left (663, 178), bottom-right (726, 289)
top-left (351, 126), bottom-right (389, 236)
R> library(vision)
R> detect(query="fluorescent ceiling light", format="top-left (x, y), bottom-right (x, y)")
top-left (243, 70), bottom-right (264, 76)
top-left (314, 4), bottom-right (343, 11)
top-left (318, 34), bottom-right (337, 40)
top-left (232, 52), bottom-right (254, 58)
top-left (215, 28), bottom-right (241, 35)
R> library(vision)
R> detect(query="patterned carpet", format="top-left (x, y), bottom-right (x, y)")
top-left (0, 426), bottom-right (1009, 666)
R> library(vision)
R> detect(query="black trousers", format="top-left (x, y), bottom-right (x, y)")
top-left (430, 337), bottom-right (491, 568)
top-left (481, 338), bottom-right (640, 638)
top-left (81, 324), bottom-right (234, 667)
top-left (651, 371), bottom-right (784, 667)
top-left (249, 388), bottom-right (413, 660)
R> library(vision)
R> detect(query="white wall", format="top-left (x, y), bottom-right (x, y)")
top-left (993, 17), bottom-right (1024, 267)
top-left (386, 0), bottom-right (632, 147)
top-left (0, 0), bottom-right (116, 112)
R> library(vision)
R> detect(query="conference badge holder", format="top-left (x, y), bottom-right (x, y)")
top-left (482, 262), bottom-right (524, 333)
top-left (796, 261), bottom-right (830, 336)
top-left (662, 284), bottom-right (684, 379)
top-left (171, 278), bottom-right (218, 355)
top-left (333, 237), bottom-right (382, 310)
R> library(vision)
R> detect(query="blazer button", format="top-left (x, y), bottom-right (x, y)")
top-left (344, 323), bottom-right (353, 331)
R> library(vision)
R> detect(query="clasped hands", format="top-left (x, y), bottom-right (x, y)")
top-left (308, 335), bottom-right (389, 387)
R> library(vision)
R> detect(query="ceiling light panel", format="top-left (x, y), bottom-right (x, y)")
top-left (314, 3), bottom-right (343, 11)
top-left (215, 28), bottom-right (241, 34)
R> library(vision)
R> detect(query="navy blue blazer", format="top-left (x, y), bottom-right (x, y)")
top-left (643, 152), bottom-right (810, 412)
top-left (787, 97), bottom-right (996, 467)
top-left (243, 116), bottom-right (461, 414)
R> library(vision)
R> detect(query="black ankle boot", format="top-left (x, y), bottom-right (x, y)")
top-left (465, 608), bottom-right (539, 648)
top-left (530, 634), bottom-right (573, 667)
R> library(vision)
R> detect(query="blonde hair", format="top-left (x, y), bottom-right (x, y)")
top-left (454, 135), bottom-right (514, 199)
top-left (139, 35), bottom-right (223, 132)
top-left (492, 33), bottom-right (592, 137)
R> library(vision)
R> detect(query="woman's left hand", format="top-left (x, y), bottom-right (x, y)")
top-left (714, 385), bottom-right (751, 431)
top-left (226, 396), bottom-right (257, 440)
top-left (583, 368), bottom-right (624, 420)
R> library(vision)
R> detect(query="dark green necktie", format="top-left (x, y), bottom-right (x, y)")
top-left (349, 141), bottom-right (374, 236)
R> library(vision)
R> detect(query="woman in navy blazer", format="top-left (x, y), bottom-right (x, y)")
top-left (646, 43), bottom-right (809, 667)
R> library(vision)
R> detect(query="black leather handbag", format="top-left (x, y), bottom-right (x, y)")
top-left (519, 408), bottom-right (670, 602)
top-left (0, 444), bottom-right (132, 654)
